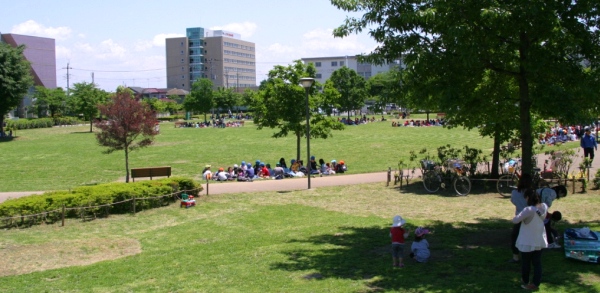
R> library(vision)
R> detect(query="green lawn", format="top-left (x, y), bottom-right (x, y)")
top-left (0, 182), bottom-right (598, 292)
top-left (0, 120), bottom-right (504, 192)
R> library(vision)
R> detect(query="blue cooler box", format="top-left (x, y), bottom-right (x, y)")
top-left (564, 228), bottom-right (600, 263)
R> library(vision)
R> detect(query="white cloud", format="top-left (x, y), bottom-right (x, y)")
top-left (210, 22), bottom-right (257, 39)
top-left (11, 20), bottom-right (72, 40)
top-left (55, 45), bottom-right (71, 59)
top-left (97, 39), bottom-right (126, 59)
top-left (152, 33), bottom-right (184, 47)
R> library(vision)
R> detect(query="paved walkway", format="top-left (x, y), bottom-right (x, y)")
top-left (1, 147), bottom-right (598, 203)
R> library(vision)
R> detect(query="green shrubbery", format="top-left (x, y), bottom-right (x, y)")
top-left (0, 177), bottom-right (202, 227)
top-left (6, 117), bottom-right (82, 130)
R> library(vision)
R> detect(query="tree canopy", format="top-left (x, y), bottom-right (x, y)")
top-left (69, 82), bottom-right (109, 132)
top-left (332, 0), bottom-right (600, 173)
top-left (32, 86), bottom-right (67, 118)
top-left (95, 92), bottom-right (158, 183)
top-left (0, 43), bottom-right (33, 134)
top-left (328, 66), bottom-right (368, 119)
top-left (251, 60), bottom-right (344, 160)
top-left (184, 78), bottom-right (214, 122)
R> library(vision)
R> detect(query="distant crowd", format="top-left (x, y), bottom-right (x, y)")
top-left (201, 156), bottom-right (348, 182)
top-left (392, 119), bottom-right (446, 127)
top-left (539, 124), bottom-right (596, 145)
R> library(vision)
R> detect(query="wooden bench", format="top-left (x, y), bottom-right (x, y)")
top-left (131, 166), bottom-right (172, 182)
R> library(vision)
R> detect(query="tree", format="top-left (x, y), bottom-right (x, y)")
top-left (94, 92), bottom-right (158, 183)
top-left (0, 43), bottom-right (33, 134)
top-left (328, 66), bottom-right (368, 119)
top-left (32, 86), bottom-right (67, 117)
top-left (69, 82), bottom-right (109, 132)
top-left (184, 78), bottom-right (214, 122)
top-left (213, 87), bottom-right (239, 114)
top-left (319, 79), bottom-right (342, 116)
top-left (251, 60), bottom-right (344, 160)
top-left (332, 0), bottom-right (600, 173)
top-left (366, 68), bottom-right (403, 113)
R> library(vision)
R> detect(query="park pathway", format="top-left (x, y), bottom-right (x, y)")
top-left (2, 147), bottom-right (599, 203)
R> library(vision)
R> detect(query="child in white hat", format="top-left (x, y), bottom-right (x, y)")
top-left (390, 215), bottom-right (409, 268)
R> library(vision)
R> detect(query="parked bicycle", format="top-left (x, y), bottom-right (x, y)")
top-left (421, 159), bottom-right (471, 196)
top-left (497, 159), bottom-right (560, 197)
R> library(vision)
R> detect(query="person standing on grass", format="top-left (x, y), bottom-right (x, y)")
top-left (580, 126), bottom-right (597, 161)
top-left (509, 173), bottom-right (533, 263)
top-left (512, 188), bottom-right (548, 291)
top-left (390, 215), bottom-right (409, 268)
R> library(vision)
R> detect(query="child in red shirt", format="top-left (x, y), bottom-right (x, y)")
top-left (390, 215), bottom-right (409, 268)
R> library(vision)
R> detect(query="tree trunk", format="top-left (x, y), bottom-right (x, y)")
top-left (296, 132), bottom-right (301, 161)
top-left (491, 130), bottom-right (501, 178)
top-left (518, 31), bottom-right (533, 175)
top-left (0, 115), bottom-right (4, 134)
top-left (89, 118), bottom-right (93, 133)
top-left (125, 148), bottom-right (130, 183)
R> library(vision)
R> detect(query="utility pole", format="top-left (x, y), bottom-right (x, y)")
top-left (63, 63), bottom-right (73, 96)
top-left (91, 72), bottom-right (94, 84)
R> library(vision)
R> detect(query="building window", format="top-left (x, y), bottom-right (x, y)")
top-left (331, 61), bottom-right (338, 66)
top-left (316, 73), bottom-right (322, 78)
top-left (181, 59), bottom-right (184, 64)
top-left (315, 62), bottom-right (321, 67)
top-left (340, 61), bottom-right (344, 66)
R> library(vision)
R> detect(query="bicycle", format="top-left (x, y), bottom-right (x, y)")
top-left (421, 159), bottom-right (471, 196)
top-left (497, 159), bottom-right (559, 197)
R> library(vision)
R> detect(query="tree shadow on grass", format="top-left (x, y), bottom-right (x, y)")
top-left (0, 137), bottom-right (15, 143)
top-left (271, 218), bottom-right (600, 292)
top-left (393, 179), bottom-right (511, 197)
top-left (70, 131), bottom-right (94, 134)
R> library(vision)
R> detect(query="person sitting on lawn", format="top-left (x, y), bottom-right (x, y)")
top-left (246, 162), bottom-right (255, 179)
top-left (410, 227), bottom-right (431, 263)
top-left (258, 163), bottom-right (270, 178)
top-left (545, 211), bottom-right (562, 249)
top-left (215, 167), bottom-right (228, 181)
top-left (310, 156), bottom-right (320, 175)
top-left (202, 165), bottom-right (212, 180)
top-left (335, 160), bottom-right (347, 173)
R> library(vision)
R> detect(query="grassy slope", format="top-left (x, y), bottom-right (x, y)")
top-left (0, 120), bottom-right (501, 192)
top-left (0, 183), bottom-right (598, 292)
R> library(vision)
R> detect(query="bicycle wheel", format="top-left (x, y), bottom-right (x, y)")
top-left (497, 174), bottom-right (518, 197)
top-left (422, 171), bottom-right (441, 193)
top-left (453, 176), bottom-right (471, 196)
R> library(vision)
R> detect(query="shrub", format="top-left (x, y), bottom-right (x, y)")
top-left (0, 177), bottom-right (202, 227)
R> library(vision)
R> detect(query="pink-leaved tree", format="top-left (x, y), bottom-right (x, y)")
top-left (95, 92), bottom-right (158, 182)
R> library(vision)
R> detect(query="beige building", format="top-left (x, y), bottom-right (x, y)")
top-left (166, 28), bottom-right (256, 91)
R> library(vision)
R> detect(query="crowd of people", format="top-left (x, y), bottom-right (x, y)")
top-left (338, 115), bottom-right (386, 125)
top-left (200, 156), bottom-right (348, 182)
top-left (539, 124), bottom-right (596, 145)
top-left (176, 120), bottom-right (245, 128)
top-left (391, 119), bottom-right (446, 127)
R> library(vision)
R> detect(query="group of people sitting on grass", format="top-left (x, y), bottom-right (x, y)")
top-left (201, 156), bottom-right (348, 182)
top-left (338, 115), bottom-right (387, 125)
top-left (177, 120), bottom-right (245, 128)
top-left (539, 124), bottom-right (595, 145)
top-left (391, 119), bottom-right (446, 127)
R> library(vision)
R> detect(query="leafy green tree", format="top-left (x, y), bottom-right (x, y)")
top-left (328, 66), bottom-right (368, 119)
top-left (0, 43), bottom-right (33, 133)
top-left (332, 0), bottom-right (600, 172)
top-left (319, 79), bottom-right (341, 116)
top-left (32, 86), bottom-right (67, 117)
top-left (184, 78), bottom-right (214, 122)
top-left (69, 82), bottom-right (109, 132)
top-left (366, 68), bottom-right (403, 114)
top-left (251, 60), bottom-right (344, 160)
top-left (95, 92), bottom-right (158, 183)
top-left (213, 87), bottom-right (239, 114)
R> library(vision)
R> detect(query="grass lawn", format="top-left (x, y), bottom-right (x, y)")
top-left (0, 182), bottom-right (598, 292)
top-left (0, 119), bottom-right (577, 192)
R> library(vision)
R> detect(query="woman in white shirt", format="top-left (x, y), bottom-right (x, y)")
top-left (512, 189), bottom-right (548, 291)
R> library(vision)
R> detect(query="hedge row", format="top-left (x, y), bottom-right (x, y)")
top-left (6, 117), bottom-right (83, 130)
top-left (0, 177), bottom-right (202, 227)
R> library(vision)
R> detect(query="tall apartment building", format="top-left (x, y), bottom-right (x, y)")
top-left (166, 27), bottom-right (256, 91)
top-left (301, 55), bottom-right (402, 85)
top-left (1, 33), bottom-right (57, 117)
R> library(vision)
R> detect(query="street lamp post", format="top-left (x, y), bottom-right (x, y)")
top-left (300, 77), bottom-right (315, 189)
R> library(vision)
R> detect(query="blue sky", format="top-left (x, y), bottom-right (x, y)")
top-left (1, 0), bottom-right (377, 91)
